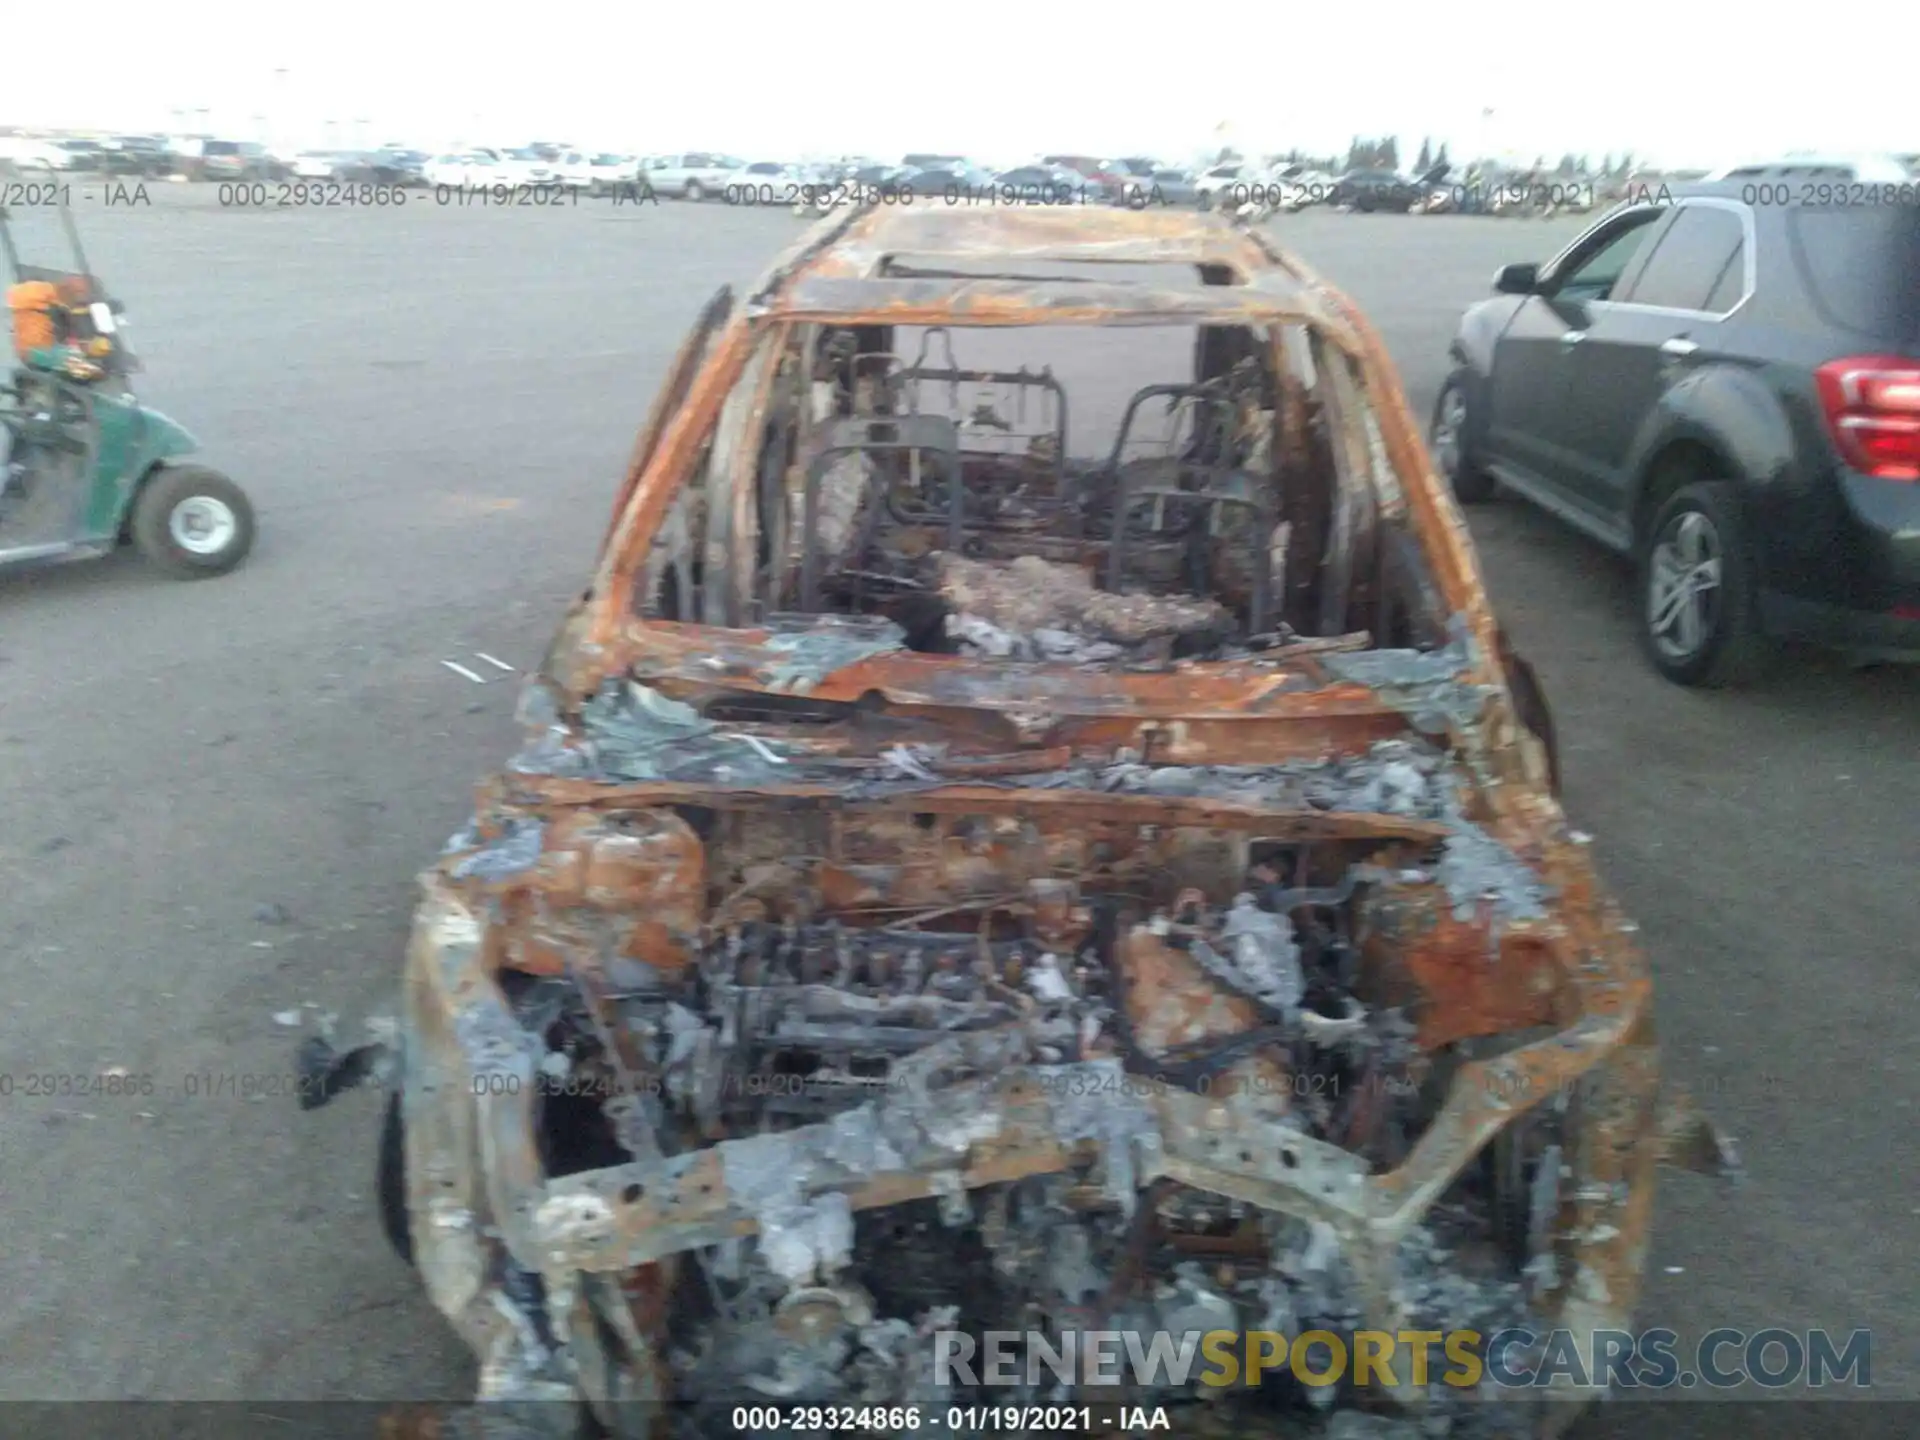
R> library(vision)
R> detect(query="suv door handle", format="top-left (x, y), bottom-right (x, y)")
top-left (1660, 337), bottom-right (1699, 357)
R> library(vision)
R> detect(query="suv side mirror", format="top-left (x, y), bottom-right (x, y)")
top-left (1493, 262), bottom-right (1539, 295)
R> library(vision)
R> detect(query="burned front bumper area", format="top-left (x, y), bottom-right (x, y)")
top-left (399, 734), bottom-right (1659, 1440)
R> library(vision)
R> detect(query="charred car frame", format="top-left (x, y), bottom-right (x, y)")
top-left (353, 204), bottom-right (1729, 1439)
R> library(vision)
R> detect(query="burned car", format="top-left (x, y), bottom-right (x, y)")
top-left (358, 205), bottom-right (1723, 1439)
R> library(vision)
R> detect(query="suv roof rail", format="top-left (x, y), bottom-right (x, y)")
top-left (1703, 154), bottom-right (1917, 183)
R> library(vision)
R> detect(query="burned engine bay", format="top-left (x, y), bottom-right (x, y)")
top-left (391, 252), bottom-right (1663, 1440)
top-left (419, 713), bottom-right (1635, 1440)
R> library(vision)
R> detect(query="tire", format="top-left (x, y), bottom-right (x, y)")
top-left (377, 1090), bottom-right (414, 1265)
top-left (1430, 372), bottom-right (1497, 503)
top-left (684, 179), bottom-right (704, 202)
top-left (1636, 480), bottom-right (1770, 687)
top-left (130, 464), bottom-right (256, 577)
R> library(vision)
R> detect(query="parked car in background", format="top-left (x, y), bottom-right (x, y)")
top-left (792, 162), bottom-right (914, 214)
top-left (1041, 154), bottom-right (1128, 198)
top-left (0, 138), bottom-right (77, 171)
top-left (990, 164), bottom-right (1087, 202)
top-left (904, 161), bottom-right (996, 190)
top-left (1271, 163), bottom-right (1337, 210)
top-left (423, 152), bottom-right (501, 187)
top-left (1330, 169), bottom-right (1423, 213)
top-left (1192, 162), bottom-right (1253, 209)
top-left (543, 150), bottom-right (597, 189)
top-left (587, 153), bottom-right (643, 191)
top-left (53, 139), bottom-right (107, 172)
top-left (1115, 167), bottom-right (1201, 209)
top-left (289, 150), bottom-right (365, 180)
top-left (6, 139), bottom-right (106, 172)
top-left (199, 140), bottom-right (277, 182)
top-left (643, 154), bottom-right (744, 201)
top-left (722, 161), bottom-right (803, 202)
top-left (101, 135), bottom-right (176, 177)
top-left (1434, 177), bottom-right (1920, 685)
top-left (368, 149), bottom-right (431, 186)
top-left (492, 148), bottom-right (558, 186)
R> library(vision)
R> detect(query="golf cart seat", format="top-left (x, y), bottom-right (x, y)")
top-left (7, 280), bottom-right (62, 358)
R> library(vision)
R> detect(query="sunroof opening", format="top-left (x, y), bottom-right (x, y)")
top-left (877, 256), bottom-right (1246, 287)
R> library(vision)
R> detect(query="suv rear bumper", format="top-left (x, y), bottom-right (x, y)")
top-left (1755, 469), bottom-right (1920, 656)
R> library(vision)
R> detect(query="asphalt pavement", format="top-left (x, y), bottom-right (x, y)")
top-left (0, 186), bottom-right (1913, 1421)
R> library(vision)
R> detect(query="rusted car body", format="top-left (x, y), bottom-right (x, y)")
top-left (387, 204), bottom-right (1680, 1439)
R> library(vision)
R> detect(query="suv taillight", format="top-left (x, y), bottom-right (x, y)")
top-left (1816, 355), bottom-right (1920, 480)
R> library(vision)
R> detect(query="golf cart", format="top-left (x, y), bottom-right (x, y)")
top-left (1, 198), bottom-right (254, 578)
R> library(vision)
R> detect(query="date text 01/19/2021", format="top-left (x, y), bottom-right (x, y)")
top-left (728, 1405), bottom-right (1173, 1432)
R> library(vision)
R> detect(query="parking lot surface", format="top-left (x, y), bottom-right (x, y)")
top-left (1, 190), bottom-right (1913, 1422)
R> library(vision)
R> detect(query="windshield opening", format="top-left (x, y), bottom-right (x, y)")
top-left (635, 315), bottom-right (1435, 664)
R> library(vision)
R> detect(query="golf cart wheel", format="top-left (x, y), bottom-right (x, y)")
top-left (1431, 371), bottom-right (1497, 503)
top-left (1637, 480), bottom-right (1770, 687)
top-left (131, 463), bottom-right (256, 577)
top-left (684, 179), bottom-right (705, 202)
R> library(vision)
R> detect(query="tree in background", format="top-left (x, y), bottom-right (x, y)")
top-left (1435, 140), bottom-right (1450, 169)
top-left (1415, 136), bottom-right (1433, 173)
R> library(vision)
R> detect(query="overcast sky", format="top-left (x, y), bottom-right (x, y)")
top-left (23, 1), bottom-right (1919, 169)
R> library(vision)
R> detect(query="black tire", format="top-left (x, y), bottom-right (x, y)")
top-left (130, 464), bottom-right (256, 577)
top-left (1430, 372), bottom-right (1497, 503)
top-left (377, 1090), bottom-right (414, 1265)
top-left (684, 179), bottom-right (704, 202)
top-left (1636, 480), bottom-right (1770, 687)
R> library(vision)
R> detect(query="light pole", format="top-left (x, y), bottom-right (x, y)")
top-left (272, 68), bottom-right (290, 153)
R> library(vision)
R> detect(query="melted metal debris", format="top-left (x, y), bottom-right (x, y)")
top-left (1434, 798), bottom-right (1550, 925)
top-left (580, 679), bottom-right (795, 784)
top-left (1192, 895), bottom-right (1304, 1016)
top-left (756, 614), bottom-right (907, 694)
top-left (508, 681), bottom-right (597, 779)
top-left (1320, 618), bottom-right (1493, 735)
top-left (1030, 1058), bottom-right (1163, 1214)
top-left (945, 615), bottom-right (1125, 666)
top-left (449, 817), bottom-right (546, 881)
top-left (1027, 737), bottom-right (1452, 819)
top-left (939, 554), bottom-right (1231, 661)
top-left (503, 673), bottom-right (1553, 931)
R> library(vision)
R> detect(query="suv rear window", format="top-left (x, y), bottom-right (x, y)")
top-left (1787, 206), bottom-right (1920, 342)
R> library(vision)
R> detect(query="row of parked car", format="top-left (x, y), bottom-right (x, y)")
top-left (652, 153), bottom-right (1605, 218)
top-left (0, 135), bottom-right (1613, 221)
